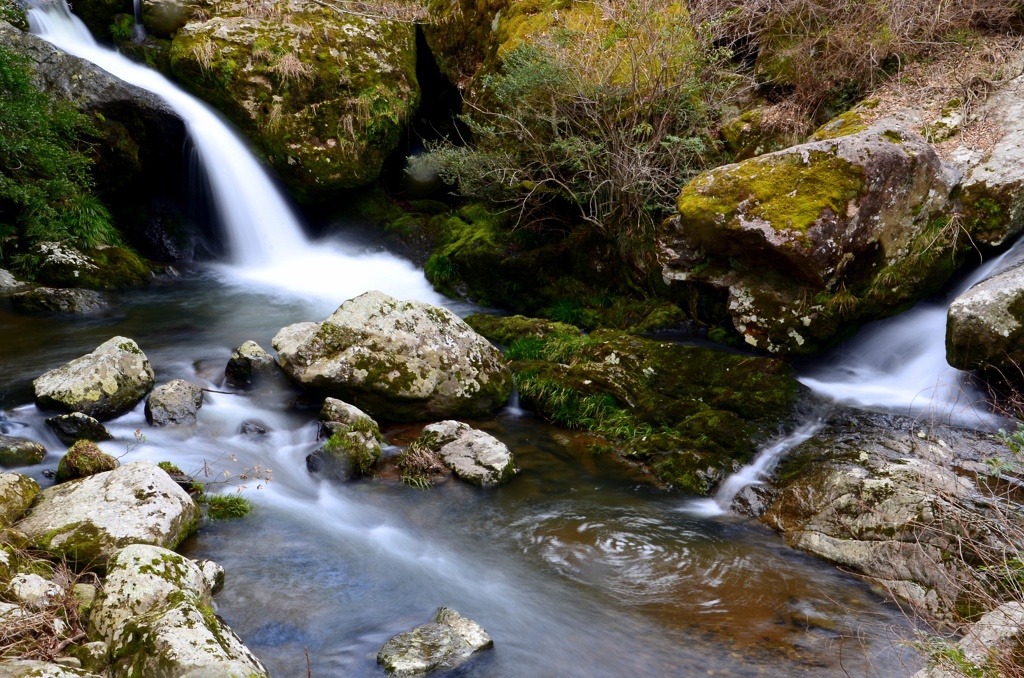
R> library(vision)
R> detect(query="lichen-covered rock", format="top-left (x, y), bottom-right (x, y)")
top-left (0, 434), bottom-right (46, 468)
top-left (318, 397), bottom-right (380, 438)
top-left (14, 461), bottom-right (199, 572)
top-left (912, 602), bottom-right (1024, 678)
top-left (659, 122), bottom-right (964, 354)
top-left (414, 421), bottom-right (517, 487)
top-left (45, 412), bottom-right (113, 445)
top-left (224, 340), bottom-right (284, 389)
top-left (31, 242), bottom-right (150, 290)
top-left (719, 107), bottom-right (803, 162)
top-left (273, 291), bottom-right (512, 421)
top-left (946, 260), bottom-right (1024, 372)
top-left (167, 0), bottom-right (419, 202)
top-left (7, 572), bottom-right (62, 610)
top-left (91, 544), bottom-right (268, 678)
top-left (762, 410), bottom-right (1016, 620)
top-left (145, 379), bottom-right (204, 426)
top-left (10, 287), bottom-right (107, 314)
top-left (0, 472), bottom-right (40, 527)
top-left (33, 336), bottom-right (156, 421)
top-left (56, 440), bottom-right (119, 482)
top-left (0, 660), bottom-right (97, 677)
top-left (378, 606), bottom-right (493, 676)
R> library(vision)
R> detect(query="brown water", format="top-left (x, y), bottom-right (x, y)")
top-left (0, 271), bottom-right (922, 677)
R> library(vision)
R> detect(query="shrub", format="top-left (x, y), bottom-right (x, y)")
top-left (0, 45), bottom-right (120, 274)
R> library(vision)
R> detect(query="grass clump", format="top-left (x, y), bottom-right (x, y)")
top-left (203, 493), bottom-right (253, 520)
top-left (0, 45), bottom-right (121, 276)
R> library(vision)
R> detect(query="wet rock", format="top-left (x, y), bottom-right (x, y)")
top-left (274, 291), bottom-right (512, 422)
top-left (414, 421), bottom-right (517, 487)
top-left (318, 397), bottom-right (380, 437)
top-left (239, 420), bottom-right (268, 436)
top-left (15, 460), bottom-right (199, 572)
top-left (0, 473), bottom-right (40, 527)
top-left (659, 122), bottom-right (963, 354)
top-left (946, 260), bottom-right (1024, 373)
top-left (0, 269), bottom-right (19, 290)
top-left (45, 412), bottom-right (113, 445)
top-left (377, 607), bottom-right (493, 676)
top-left (145, 379), bottom-right (204, 426)
top-left (91, 544), bottom-right (268, 678)
top-left (307, 428), bottom-right (382, 481)
top-left (10, 287), bottom-right (107, 314)
top-left (31, 241), bottom-right (150, 290)
top-left (224, 340), bottom-right (284, 390)
top-left (167, 0), bottom-right (418, 201)
top-left (56, 440), bottom-right (118, 482)
top-left (141, 0), bottom-right (198, 37)
top-left (0, 434), bottom-right (46, 468)
top-left (762, 410), bottom-right (1015, 621)
top-left (33, 336), bottom-right (156, 421)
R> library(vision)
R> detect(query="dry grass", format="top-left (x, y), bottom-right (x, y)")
top-left (190, 38), bottom-right (216, 73)
top-left (0, 560), bottom-right (91, 662)
top-left (269, 53), bottom-right (313, 82)
top-left (397, 441), bottom-right (447, 488)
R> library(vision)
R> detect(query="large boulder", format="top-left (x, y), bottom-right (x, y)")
top-left (0, 434), bottom-right (45, 467)
top-left (145, 379), bottom-right (204, 426)
top-left (761, 411), bottom-right (1017, 621)
top-left (414, 421), bottom-right (517, 487)
top-left (10, 287), bottom-right (107, 314)
top-left (658, 122), bottom-right (964, 354)
top-left (31, 242), bottom-right (150, 290)
top-left (946, 260), bottom-right (1024, 373)
top-left (377, 607), bottom-right (493, 676)
top-left (0, 472), bottom-right (40, 528)
top-left (167, 0), bottom-right (419, 202)
top-left (273, 291), bottom-right (512, 421)
top-left (33, 336), bottom-right (156, 421)
top-left (14, 460), bottom-right (199, 572)
top-left (91, 544), bottom-right (268, 678)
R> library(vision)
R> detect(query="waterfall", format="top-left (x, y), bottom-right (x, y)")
top-left (131, 0), bottom-right (145, 42)
top-left (683, 419), bottom-right (824, 516)
top-left (798, 239), bottom-right (1024, 429)
top-left (27, 1), bottom-right (442, 310)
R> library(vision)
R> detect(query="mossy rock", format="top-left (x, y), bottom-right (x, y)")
top-left (168, 0), bottom-right (419, 202)
top-left (720, 107), bottom-right (803, 161)
top-left (0, 0), bottom-right (28, 30)
top-left (34, 242), bottom-right (151, 290)
top-left (65, 0), bottom-right (132, 41)
top-left (56, 440), bottom-right (119, 482)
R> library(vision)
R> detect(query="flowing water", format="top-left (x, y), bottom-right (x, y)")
top-left (0, 4), bottom-right (935, 675)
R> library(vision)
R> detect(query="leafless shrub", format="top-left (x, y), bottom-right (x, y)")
top-left (0, 560), bottom-right (91, 662)
top-left (269, 53), bottom-right (313, 83)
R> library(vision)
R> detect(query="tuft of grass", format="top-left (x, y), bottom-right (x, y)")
top-left (204, 493), bottom-right (253, 520)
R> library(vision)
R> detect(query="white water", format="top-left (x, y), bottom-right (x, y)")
top-left (27, 1), bottom-right (442, 311)
top-left (684, 419), bottom-right (824, 517)
top-left (800, 240), bottom-right (1024, 429)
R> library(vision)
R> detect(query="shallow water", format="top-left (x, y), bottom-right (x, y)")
top-left (0, 270), bottom-right (922, 677)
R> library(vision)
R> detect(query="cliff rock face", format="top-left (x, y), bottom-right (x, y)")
top-left (168, 0), bottom-right (418, 202)
top-left (659, 122), bottom-right (964, 354)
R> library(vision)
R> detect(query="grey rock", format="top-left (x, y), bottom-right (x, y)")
top-left (33, 336), bottom-right (155, 421)
top-left (7, 573), bottom-right (62, 610)
top-left (913, 602), bottom-right (1024, 677)
top-left (15, 461), bottom-right (198, 572)
top-left (11, 287), bottom-right (107, 314)
top-left (0, 660), bottom-right (98, 677)
top-left (415, 421), bottom-right (517, 487)
top-left (378, 607), bottom-right (493, 676)
top-left (0, 473), bottom-right (40, 528)
top-left (0, 435), bottom-right (46, 468)
top-left (145, 379), bottom-right (204, 426)
top-left (0, 269), bottom-right (22, 291)
top-left (45, 412), bottom-right (113, 445)
top-left (946, 260), bottom-right (1024, 372)
top-left (273, 291), bottom-right (512, 421)
top-left (239, 420), bottom-right (268, 436)
top-left (319, 397), bottom-right (381, 438)
top-left (224, 340), bottom-right (285, 390)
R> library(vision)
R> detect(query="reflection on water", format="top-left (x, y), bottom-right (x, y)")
top-left (0, 272), bottom-right (921, 677)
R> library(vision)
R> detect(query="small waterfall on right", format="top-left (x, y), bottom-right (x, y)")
top-left (799, 238), bottom-right (1024, 429)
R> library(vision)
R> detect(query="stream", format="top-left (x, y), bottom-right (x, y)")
top-left (0, 3), bottom-right (945, 675)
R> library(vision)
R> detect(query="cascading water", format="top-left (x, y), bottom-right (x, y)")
top-left (799, 239), bottom-right (1024, 428)
top-left (27, 0), bottom-right (442, 313)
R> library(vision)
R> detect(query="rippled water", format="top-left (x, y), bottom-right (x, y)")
top-left (0, 271), bottom-right (922, 676)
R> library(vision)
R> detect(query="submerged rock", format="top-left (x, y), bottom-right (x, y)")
top-left (273, 291), bottom-right (512, 421)
top-left (15, 460), bottom-right (198, 572)
top-left (946, 260), bottom-right (1024, 373)
top-left (659, 122), bottom-right (963, 354)
top-left (414, 421), bottom-right (517, 487)
top-left (762, 410), bottom-right (1015, 621)
top-left (56, 440), bottom-right (118, 482)
top-left (33, 336), bottom-right (156, 421)
top-left (10, 287), bottom-right (107, 314)
top-left (0, 435), bottom-right (46, 468)
top-left (45, 412), bottom-right (113, 445)
top-left (377, 607), bottom-right (493, 676)
top-left (145, 379), bottom-right (204, 426)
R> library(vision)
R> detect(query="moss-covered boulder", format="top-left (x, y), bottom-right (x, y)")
top-left (720, 107), bottom-right (803, 162)
top-left (946, 260), bottom-right (1024, 373)
top-left (91, 544), bottom-right (268, 677)
top-left (55, 440), bottom-right (119, 482)
top-left (14, 460), bottom-right (199, 573)
top-left (10, 287), bottom-right (108, 315)
top-left (0, 435), bottom-right (45, 468)
top-left (659, 122), bottom-right (965, 354)
top-left (0, 472), bottom-right (40, 528)
top-left (33, 336), bottom-right (156, 421)
top-left (467, 314), bottom-right (802, 493)
top-left (168, 0), bottom-right (418, 202)
top-left (32, 242), bottom-right (151, 290)
top-left (273, 291), bottom-right (512, 421)
top-left (307, 409), bottom-right (382, 481)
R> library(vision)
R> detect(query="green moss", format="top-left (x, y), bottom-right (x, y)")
top-left (323, 430), bottom-right (380, 477)
top-left (466, 314), bottom-right (582, 346)
top-left (56, 440), bottom-right (118, 482)
top-left (810, 109), bottom-right (869, 141)
top-left (204, 494), bottom-right (252, 520)
top-left (678, 150), bottom-right (865, 237)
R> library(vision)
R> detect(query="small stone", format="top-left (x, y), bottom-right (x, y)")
top-left (45, 412), bottom-right (112, 445)
top-left (240, 420), bottom-right (269, 436)
top-left (225, 340), bottom-right (284, 389)
top-left (377, 607), bottom-right (493, 676)
top-left (8, 573), bottom-right (62, 609)
top-left (413, 421), bottom-right (517, 487)
top-left (145, 379), bottom-right (204, 426)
